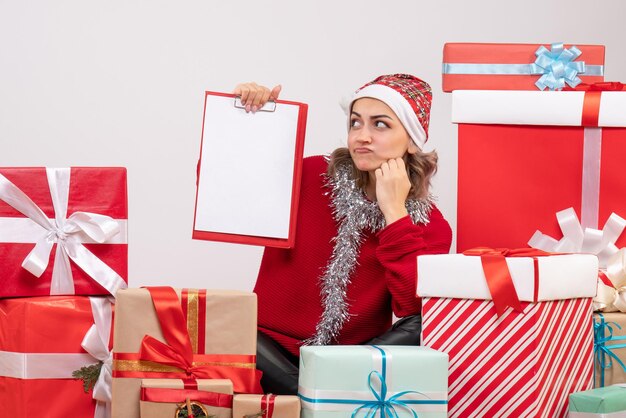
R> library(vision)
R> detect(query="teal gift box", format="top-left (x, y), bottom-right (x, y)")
top-left (569, 384), bottom-right (626, 417)
top-left (298, 345), bottom-right (448, 418)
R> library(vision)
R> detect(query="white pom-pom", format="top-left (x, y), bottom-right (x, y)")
top-left (338, 92), bottom-right (355, 115)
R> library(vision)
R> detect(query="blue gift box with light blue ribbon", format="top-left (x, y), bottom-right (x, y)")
top-left (298, 345), bottom-right (448, 418)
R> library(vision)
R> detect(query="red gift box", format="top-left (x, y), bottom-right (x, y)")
top-left (418, 252), bottom-right (598, 417)
top-left (0, 296), bottom-right (113, 418)
top-left (0, 167), bottom-right (128, 297)
top-left (442, 42), bottom-right (605, 92)
top-left (452, 87), bottom-right (626, 253)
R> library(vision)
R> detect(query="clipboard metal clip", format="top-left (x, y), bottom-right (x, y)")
top-left (234, 96), bottom-right (277, 112)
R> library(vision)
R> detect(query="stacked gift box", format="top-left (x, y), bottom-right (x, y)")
top-left (112, 286), bottom-right (264, 418)
top-left (0, 169), bottom-right (285, 418)
top-left (0, 167), bottom-right (128, 416)
top-left (421, 41), bottom-right (626, 417)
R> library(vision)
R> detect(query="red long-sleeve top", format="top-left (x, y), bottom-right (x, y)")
top-left (254, 155), bottom-right (452, 357)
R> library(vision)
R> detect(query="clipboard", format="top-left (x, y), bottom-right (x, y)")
top-left (192, 91), bottom-right (308, 248)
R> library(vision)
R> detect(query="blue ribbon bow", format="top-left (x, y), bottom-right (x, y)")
top-left (531, 42), bottom-right (586, 90)
top-left (594, 313), bottom-right (626, 387)
top-left (349, 345), bottom-right (449, 418)
top-left (350, 369), bottom-right (421, 418)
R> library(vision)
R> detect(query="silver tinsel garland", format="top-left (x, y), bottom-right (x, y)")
top-left (303, 160), bottom-right (433, 346)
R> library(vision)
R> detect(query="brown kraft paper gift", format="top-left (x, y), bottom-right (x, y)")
top-left (233, 394), bottom-right (301, 418)
top-left (112, 287), bottom-right (262, 418)
top-left (140, 378), bottom-right (233, 418)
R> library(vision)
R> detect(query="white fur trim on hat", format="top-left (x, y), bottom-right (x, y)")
top-left (348, 84), bottom-right (427, 149)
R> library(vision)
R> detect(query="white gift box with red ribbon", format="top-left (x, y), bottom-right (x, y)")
top-left (452, 90), bottom-right (626, 127)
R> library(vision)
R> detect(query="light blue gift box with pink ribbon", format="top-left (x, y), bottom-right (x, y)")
top-left (298, 345), bottom-right (448, 418)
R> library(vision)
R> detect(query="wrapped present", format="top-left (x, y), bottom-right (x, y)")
top-left (418, 250), bottom-right (598, 417)
top-left (528, 209), bottom-right (626, 313)
top-left (233, 394), bottom-right (300, 418)
top-left (0, 167), bottom-right (128, 297)
top-left (594, 313), bottom-right (626, 387)
top-left (140, 379), bottom-right (233, 418)
top-left (112, 287), bottom-right (262, 418)
top-left (442, 42), bottom-right (605, 92)
top-left (298, 345), bottom-right (448, 418)
top-left (569, 384), bottom-right (626, 417)
top-left (0, 296), bottom-right (114, 418)
top-left (452, 84), bottom-right (626, 254)
top-left (594, 251), bottom-right (626, 312)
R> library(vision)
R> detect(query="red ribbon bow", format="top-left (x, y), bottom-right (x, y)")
top-left (462, 247), bottom-right (552, 317)
top-left (139, 336), bottom-right (211, 378)
top-left (137, 286), bottom-right (263, 393)
top-left (140, 287), bottom-right (197, 375)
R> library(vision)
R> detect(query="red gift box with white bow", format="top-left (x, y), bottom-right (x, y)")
top-left (0, 167), bottom-right (128, 297)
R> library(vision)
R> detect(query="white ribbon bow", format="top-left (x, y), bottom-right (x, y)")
top-left (81, 297), bottom-right (114, 418)
top-left (529, 207), bottom-right (626, 312)
top-left (594, 278), bottom-right (626, 312)
top-left (594, 248), bottom-right (626, 313)
top-left (528, 207), bottom-right (626, 268)
top-left (0, 168), bottom-right (127, 296)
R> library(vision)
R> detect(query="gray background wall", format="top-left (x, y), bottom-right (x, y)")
top-left (2, 0), bottom-right (625, 290)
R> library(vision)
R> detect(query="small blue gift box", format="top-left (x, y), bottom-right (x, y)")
top-left (569, 384), bottom-right (626, 417)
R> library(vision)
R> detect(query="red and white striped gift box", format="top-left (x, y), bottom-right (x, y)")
top-left (418, 252), bottom-right (599, 417)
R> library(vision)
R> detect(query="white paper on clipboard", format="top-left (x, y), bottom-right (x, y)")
top-left (195, 94), bottom-right (300, 240)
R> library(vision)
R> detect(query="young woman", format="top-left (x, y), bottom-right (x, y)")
top-left (235, 74), bottom-right (452, 394)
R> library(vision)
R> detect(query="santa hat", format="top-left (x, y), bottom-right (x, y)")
top-left (347, 74), bottom-right (432, 149)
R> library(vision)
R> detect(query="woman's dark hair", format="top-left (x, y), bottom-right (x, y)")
top-left (327, 147), bottom-right (438, 199)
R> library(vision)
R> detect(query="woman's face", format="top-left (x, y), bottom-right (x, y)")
top-left (348, 98), bottom-right (417, 173)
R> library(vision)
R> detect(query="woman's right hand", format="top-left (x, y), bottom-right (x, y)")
top-left (233, 82), bottom-right (282, 113)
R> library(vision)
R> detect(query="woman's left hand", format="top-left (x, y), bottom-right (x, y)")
top-left (233, 82), bottom-right (282, 113)
top-left (375, 158), bottom-right (411, 225)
